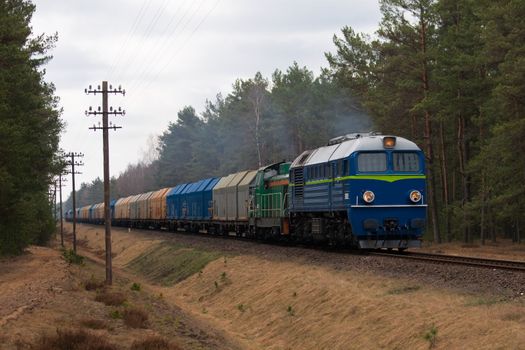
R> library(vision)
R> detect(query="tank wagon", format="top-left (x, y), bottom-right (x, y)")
top-left (66, 133), bottom-right (426, 250)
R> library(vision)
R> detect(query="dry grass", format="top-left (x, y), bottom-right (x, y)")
top-left (34, 328), bottom-right (117, 350)
top-left (173, 254), bottom-right (525, 350)
top-left (123, 307), bottom-right (149, 328)
top-left (84, 279), bottom-right (105, 291)
top-left (501, 312), bottom-right (523, 322)
top-left (130, 335), bottom-right (182, 350)
top-left (80, 318), bottom-right (109, 330)
top-left (94, 290), bottom-right (127, 306)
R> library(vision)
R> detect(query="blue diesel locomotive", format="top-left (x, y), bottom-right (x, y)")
top-left (289, 133), bottom-right (426, 249)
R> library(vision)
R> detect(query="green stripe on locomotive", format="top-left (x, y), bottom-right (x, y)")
top-left (250, 162), bottom-right (291, 219)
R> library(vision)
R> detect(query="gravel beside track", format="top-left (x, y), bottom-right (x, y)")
top-left (118, 226), bottom-right (525, 297)
top-left (370, 251), bottom-right (525, 272)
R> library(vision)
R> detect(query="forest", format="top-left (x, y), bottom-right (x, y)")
top-left (69, 0), bottom-right (524, 244)
top-left (0, 0), bottom-right (63, 254)
top-left (65, 66), bottom-right (371, 213)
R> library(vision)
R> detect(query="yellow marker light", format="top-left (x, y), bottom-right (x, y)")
top-left (383, 137), bottom-right (396, 148)
top-left (363, 190), bottom-right (375, 204)
top-left (409, 190), bottom-right (422, 203)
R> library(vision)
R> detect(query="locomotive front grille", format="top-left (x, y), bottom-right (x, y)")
top-left (383, 218), bottom-right (399, 231)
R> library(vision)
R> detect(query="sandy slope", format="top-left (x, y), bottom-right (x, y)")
top-left (171, 255), bottom-right (525, 350)
top-left (0, 243), bottom-right (244, 349)
top-left (60, 223), bottom-right (525, 350)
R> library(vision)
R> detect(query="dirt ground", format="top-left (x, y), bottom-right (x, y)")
top-left (1, 223), bottom-right (524, 350)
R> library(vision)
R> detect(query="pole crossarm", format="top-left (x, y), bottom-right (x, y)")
top-left (85, 84), bottom-right (126, 96)
top-left (88, 125), bottom-right (122, 131)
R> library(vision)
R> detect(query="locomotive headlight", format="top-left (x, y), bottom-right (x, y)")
top-left (363, 190), bottom-right (375, 204)
top-left (409, 190), bottom-right (422, 203)
top-left (383, 136), bottom-right (396, 148)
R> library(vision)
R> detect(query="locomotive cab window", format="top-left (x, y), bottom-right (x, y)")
top-left (357, 152), bottom-right (387, 172)
top-left (393, 152), bottom-right (420, 172)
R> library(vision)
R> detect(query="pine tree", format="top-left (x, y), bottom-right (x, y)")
top-left (0, 0), bottom-right (63, 254)
top-left (327, 0), bottom-right (442, 243)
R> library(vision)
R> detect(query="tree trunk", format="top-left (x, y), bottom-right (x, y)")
top-left (518, 220), bottom-right (522, 244)
top-left (439, 121), bottom-right (451, 242)
top-left (254, 101), bottom-right (262, 168)
top-left (457, 113), bottom-right (470, 243)
top-left (411, 114), bottom-right (417, 140)
top-left (419, 6), bottom-right (440, 243)
top-left (490, 203), bottom-right (496, 243)
top-left (249, 85), bottom-right (265, 168)
top-left (480, 172), bottom-right (486, 245)
top-left (479, 115), bottom-right (486, 245)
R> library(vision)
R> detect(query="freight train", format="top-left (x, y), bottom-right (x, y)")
top-left (67, 133), bottom-right (427, 250)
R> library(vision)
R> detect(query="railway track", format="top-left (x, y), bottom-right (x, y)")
top-left (370, 251), bottom-right (525, 272)
top-left (77, 223), bottom-right (525, 272)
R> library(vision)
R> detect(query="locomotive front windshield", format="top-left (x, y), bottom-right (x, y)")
top-left (393, 152), bottom-right (420, 172)
top-left (357, 151), bottom-right (421, 173)
top-left (357, 152), bottom-right (387, 172)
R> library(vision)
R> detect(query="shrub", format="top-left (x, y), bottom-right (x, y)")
top-left (424, 325), bottom-right (438, 348)
top-left (123, 307), bottom-right (149, 328)
top-left (95, 291), bottom-right (127, 306)
top-left (34, 328), bottom-right (117, 350)
top-left (130, 335), bottom-right (182, 350)
top-left (80, 318), bottom-right (108, 330)
top-left (108, 309), bottom-right (122, 319)
top-left (287, 305), bottom-right (295, 316)
top-left (131, 282), bottom-right (141, 291)
top-left (387, 285), bottom-right (421, 295)
top-left (62, 249), bottom-right (84, 265)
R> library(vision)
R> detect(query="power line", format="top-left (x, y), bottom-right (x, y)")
top-left (106, 0), bottom-right (154, 80)
top-left (120, 0), bottom-right (198, 90)
top-left (112, 0), bottom-right (172, 82)
top-left (128, 0), bottom-right (221, 104)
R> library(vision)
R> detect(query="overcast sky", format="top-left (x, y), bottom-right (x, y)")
top-left (31, 0), bottom-right (381, 197)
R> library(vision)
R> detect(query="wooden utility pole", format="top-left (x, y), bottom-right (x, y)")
top-left (53, 181), bottom-right (57, 222)
top-left (58, 175), bottom-right (67, 247)
top-left (85, 81), bottom-right (125, 285)
top-left (65, 152), bottom-right (84, 252)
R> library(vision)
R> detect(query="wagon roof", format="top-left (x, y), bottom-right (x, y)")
top-left (166, 183), bottom-right (188, 197)
top-left (238, 170), bottom-right (257, 187)
top-left (204, 177), bottom-right (220, 191)
top-left (213, 173), bottom-right (237, 190)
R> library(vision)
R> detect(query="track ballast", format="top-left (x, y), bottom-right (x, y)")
top-left (369, 250), bottom-right (525, 272)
